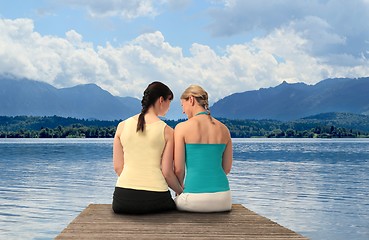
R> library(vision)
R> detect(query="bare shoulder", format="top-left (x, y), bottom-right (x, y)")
top-left (174, 121), bottom-right (188, 131)
top-left (164, 124), bottom-right (174, 141)
top-left (211, 117), bottom-right (225, 127)
top-left (175, 120), bottom-right (194, 140)
top-left (164, 124), bottom-right (174, 134)
top-left (212, 117), bottom-right (231, 135)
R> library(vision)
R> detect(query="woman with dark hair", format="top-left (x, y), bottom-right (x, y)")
top-left (112, 81), bottom-right (183, 214)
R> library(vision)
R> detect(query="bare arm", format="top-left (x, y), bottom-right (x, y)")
top-left (222, 128), bottom-right (233, 175)
top-left (174, 123), bottom-right (186, 186)
top-left (161, 126), bottom-right (183, 195)
top-left (113, 122), bottom-right (124, 176)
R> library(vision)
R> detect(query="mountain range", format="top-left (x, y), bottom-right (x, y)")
top-left (0, 77), bottom-right (141, 121)
top-left (211, 77), bottom-right (369, 121)
top-left (1, 76), bottom-right (368, 121)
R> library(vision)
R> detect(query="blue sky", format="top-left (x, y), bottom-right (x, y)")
top-left (1, 0), bottom-right (369, 109)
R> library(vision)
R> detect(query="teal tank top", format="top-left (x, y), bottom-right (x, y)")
top-left (183, 144), bottom-right (230, 193)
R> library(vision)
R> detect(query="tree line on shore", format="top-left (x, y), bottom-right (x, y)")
top-left (0, 124), bottom-right (116, 138)
top-left (1, 115), bottom-right (368, 138)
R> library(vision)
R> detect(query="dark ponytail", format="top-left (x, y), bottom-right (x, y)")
top-left (136, 82), bottom-right (173, 132)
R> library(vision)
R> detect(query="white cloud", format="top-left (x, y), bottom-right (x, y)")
top-left (0, 18), bottom-right (64, 82)
top-left (57, 0), bottom-right (180, 19)
top-left (208, 0), bottom-right (369, 60)
top-left (1, 17), bottom-right (369, 112)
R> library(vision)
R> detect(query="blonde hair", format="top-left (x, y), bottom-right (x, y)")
top-left (181, 85), bottom-right (210, 110)
top-left (181, 85), bottom-right (214, 124)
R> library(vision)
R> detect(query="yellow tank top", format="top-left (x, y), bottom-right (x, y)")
top-left (115, 116), bottom-right (169, 192)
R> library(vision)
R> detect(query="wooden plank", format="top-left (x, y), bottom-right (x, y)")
top-left (56, 204), bottom-right (308, 239)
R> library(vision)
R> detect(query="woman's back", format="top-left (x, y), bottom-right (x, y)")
top-left (112, 81), bottom-right (179, 214)
top-left (176, 114), bottom-right (231, 193)
top-left (116, 116), bottom-right (168, 192)
top-left (182, 115), bottom-right (229, 144)
top-left (174, 84), bottom-right (233, 212)
top-left (184, 143), bottom-right (229, 193)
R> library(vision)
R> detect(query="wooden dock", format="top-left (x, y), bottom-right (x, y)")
top-left (56, 204), bottom-right (307, 239)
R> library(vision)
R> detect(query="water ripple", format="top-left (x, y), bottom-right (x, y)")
top-left (1, 138), bottom-right (369, 239)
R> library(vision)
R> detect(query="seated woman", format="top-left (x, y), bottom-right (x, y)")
top-left (174, 85), bottom-right (233, 212)
top-left (112, 81), bottom-right (183, 214)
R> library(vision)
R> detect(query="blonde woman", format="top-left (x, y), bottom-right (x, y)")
top-left (174, 85), bottom-right (233, 212)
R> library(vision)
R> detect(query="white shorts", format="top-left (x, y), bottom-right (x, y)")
top-left (175, 190), bottom-right (232, 213)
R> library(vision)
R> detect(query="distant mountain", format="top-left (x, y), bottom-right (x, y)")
top-left (3, 76), bottom-right (369, 121)
top-left (0, 77), bottom-right (141, 120)
top-left (211, 77), bottom-right (369, 121)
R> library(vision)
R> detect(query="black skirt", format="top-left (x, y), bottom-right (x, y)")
top-left (112, 187), bottom-right (176, 214)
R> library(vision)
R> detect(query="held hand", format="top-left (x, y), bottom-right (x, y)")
top-left (176, 186), bottom-right (183, 196)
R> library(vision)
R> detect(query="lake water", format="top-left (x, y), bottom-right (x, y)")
top-left (0, 138), bottom-right (368, 240)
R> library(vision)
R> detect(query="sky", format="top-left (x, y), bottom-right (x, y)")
top-left (1, 0), bottom-right (369, 108)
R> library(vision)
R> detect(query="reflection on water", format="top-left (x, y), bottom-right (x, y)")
top-left (230, 138), bottom-right (369, 240)
top-left (0, 139), bottom-right (116, 239)
top-left (0, 138), bottom-right (369, 239)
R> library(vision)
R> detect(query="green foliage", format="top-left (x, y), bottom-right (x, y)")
top-left (220, 118), bottom-right (367, 138)
top-left (0, 116), bottom-right (117, 138)
top-left (0, 115), bottom-right (120, 131)
top-left (0, 114), bottom-right (368, 138)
